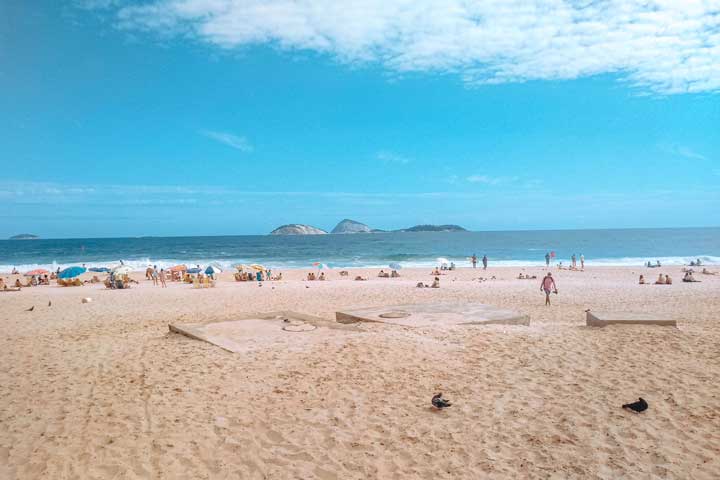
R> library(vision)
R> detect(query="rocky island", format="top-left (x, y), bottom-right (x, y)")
top-left (331, 219), bottom-right (372, 234)
top-left (269, 224), bottom-right (327, 235)
top-left (9, 233), bottom-right (39, 240)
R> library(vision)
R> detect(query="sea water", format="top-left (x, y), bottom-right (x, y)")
top-left (0, 228), bottom-right (718, 272)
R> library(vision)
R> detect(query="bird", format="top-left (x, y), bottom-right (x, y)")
top-left (48, 300), bottom-right (52, 307)
top-left (432, 393), bottom-right (452, 409)
top-left (622, 397), bottom-right (648, 413)
top-left (26, 306), bottom-right (34, 312)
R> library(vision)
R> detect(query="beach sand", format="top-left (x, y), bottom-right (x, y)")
top-left (1, 266), bottom-right (719, 479)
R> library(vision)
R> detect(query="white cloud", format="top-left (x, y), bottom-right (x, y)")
top-left (674, 146), bottom-right (707, 161)
top-left (376, 150), bottom-right (410, 164)
top-left (201, 130), bottom-right (253, 151)
top-left (88, 0), bottom-right (720, 95)
top-left (466, 174), bottom-right (518, 185)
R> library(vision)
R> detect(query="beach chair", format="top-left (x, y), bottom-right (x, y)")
top-left (193, 277), bottom-right (202, 289)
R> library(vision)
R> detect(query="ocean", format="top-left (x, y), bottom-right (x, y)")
top-left (0, 228), bottom-right (718, 272)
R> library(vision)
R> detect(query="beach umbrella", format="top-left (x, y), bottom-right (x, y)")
top-left (235, 264), bottom-right (249, 271)
top-left (250, 264), bottom-right (266, 271)
top-left (88, 267), bottom-right (110, 273)
top-left (169, 264), bottom-right (187, 272)
top-left (436, 257), bottom-right (450, 266)
top-left (313, 262), bottom-right (329, 270)
top-left (25, 268), bottom-right (49, 276)
top-left (389, 262), bottom-right (402, 270)
top-left (187, 267), bottom-right (202, 274)
top-left (59, 266), bottom-right (86, 279)
top-left (205, 265), bottom-right (222, 275)
top-left (112, 265), bottom-right (133, 276)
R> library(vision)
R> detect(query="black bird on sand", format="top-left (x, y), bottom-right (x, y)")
top-left (622, 398), bottom-right (648, 413)
top-left (26, 306), bottom-right (34, 312)
top-left (432, 393), bottom-right (452, 409)
top-left (48, 300), bottom-right (52, 307)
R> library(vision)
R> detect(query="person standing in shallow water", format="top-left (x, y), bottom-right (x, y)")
top-left (482, 255), bottom-right (488, 270)
top-left (545, 252), bottom-right (550, 267)
top-left (471, 254), bottom-right (477, 268)
top-left (540, 272), bottom-right (558, 306)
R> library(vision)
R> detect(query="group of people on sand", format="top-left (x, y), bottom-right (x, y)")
top-left (470, 254), bottom-right (488, 269)
top-left (377, 270), bottom-right (400, 278)
top-left (517, 273), bottom-right (537, 279)
top-left (306, 272), bottom-right (326, 281)
top-left (640, 274), bottom-right (673, 285)
top-left (417, 277), bottom-right (440, 288)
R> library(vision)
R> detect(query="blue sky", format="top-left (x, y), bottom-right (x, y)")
top-left (1, 1), bottom-right (718, 238)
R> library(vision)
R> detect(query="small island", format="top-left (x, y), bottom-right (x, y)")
top-left (269, 224), bottom-right (328, 235)
top-left (9, 233), bottom-right (39, 240)
top-left (396, 224), bottom-right (467, 232)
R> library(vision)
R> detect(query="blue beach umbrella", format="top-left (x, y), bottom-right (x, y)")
top-left (89, 267), bottom-right (110, 273)
top-left (205, 265), bottom-right (222, 275)
top-left (59, 266), bottom-right (87, 279)
top-left (389, 262), bottom-right (402, 270)
top-left (187, 267), bottom-right (202, 274)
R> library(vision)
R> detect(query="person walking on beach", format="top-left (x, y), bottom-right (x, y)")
top-left (545, 252), bottom-right (550, 267)
top-left (159, 268), bottom-right (167, 288)
top-left (482, 255), bottom-right (488, 270)
top-left (151, 265), bottom-right (159, 286)
top-left (580, 254), bottom-right (585, 270)
top-left (540, 273), bottom-right (557, 306)
top-left (471, 254), bottom-right (477, 268)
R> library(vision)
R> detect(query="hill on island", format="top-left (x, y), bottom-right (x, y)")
top-left (331, 219), bottom-right (372, 234)
top-left (9, 233), bottom-right (39, 240)
top-left (269, 224), bottom-right (328, 235)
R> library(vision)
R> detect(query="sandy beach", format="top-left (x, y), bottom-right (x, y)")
top-left (1, 265), bottom-right (719, 479)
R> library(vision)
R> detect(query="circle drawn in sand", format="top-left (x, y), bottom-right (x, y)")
top-left (379, 311), bottom-right (411, 319)
top-left (282, 323), bottom-right (317, 332)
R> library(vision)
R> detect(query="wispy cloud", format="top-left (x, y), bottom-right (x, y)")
top-left (466, 175), bottom-right (518, 185)
top-left (86, 0), bottom-right (720, 95)
top-left (660, 144), bottom-right (708, 161)
top-left (201, 130), bottom-right (253, 152)
top-left (376, 150), bottom-right (410, 164)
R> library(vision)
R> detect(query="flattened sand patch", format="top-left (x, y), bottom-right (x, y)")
top-left (336, 302), bottom-right (530, 327)
top-left (586, 311), bottom-right (678, 327)
top-left (169, 311), bottom-right (358, 353)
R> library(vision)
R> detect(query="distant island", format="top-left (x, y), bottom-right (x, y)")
top-left (396, 224), bottom-right (467, 232)
top-left (331, 219), bottom-right (372, 234)
top-left (9, 233), bottom-right (39, 240)
top-left (270, 221), bottom-right (467, 235)
top-left (269, 224), bottom-right (328, 235)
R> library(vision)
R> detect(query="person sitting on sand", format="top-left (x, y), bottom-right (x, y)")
top-left (702, 268), bottom-right (716, 275)
top-left (683, 271), bottom-right (700, 283)
top-left (354, 276), bottom-right (367, 281)
top-left (318, 272), bottom-right (326, 281)
top-left (518, 273), bottom-right (525, 279)
top-left (449, 262), bottom-right (456, 270)
top-left (11, 267), bottom-right (18, 275)
top-left (655, 273), bottom-right (665, 284)
top-left (540, 273), bottom-right (557, 306)
top-left (339, 271), bottom-right (349, 277)
top-left (307, 272), bottom-right (316, 281)
top-left (639, 274), bottom-right (646, 284)
top-left (15, 279), bottom-right (22, 288)
top-left (665, 274), bottom-right (672, 285)
top-left (416, 282), bottom-right (425, 288)
top-left (378, 270), bottom-right (389, 278)
top-left (431, 277), bottom-right (440, 288)
top-left (391, 270), bottom-right (400, 278)
top-left (431, 268), bottom-right (441, 276)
